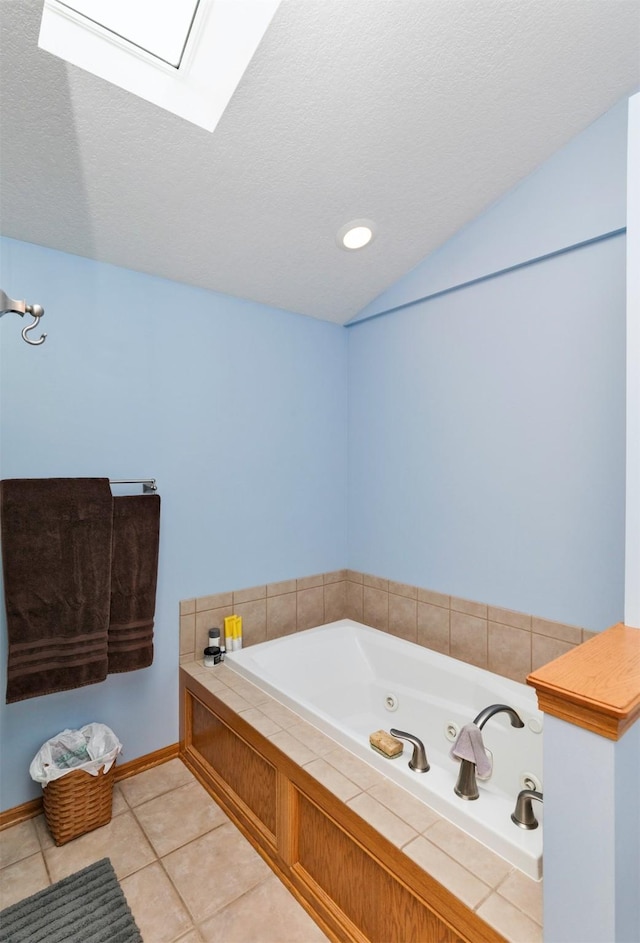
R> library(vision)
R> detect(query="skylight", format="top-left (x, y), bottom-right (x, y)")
top-left (38, 0), bottom-right (281, 132)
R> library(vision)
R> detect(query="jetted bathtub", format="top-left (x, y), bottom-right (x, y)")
top-left (226, 619), bottom-right (544, 880)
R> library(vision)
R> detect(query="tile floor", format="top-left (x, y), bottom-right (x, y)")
top-left (0, 758), bottom-right (330, 943)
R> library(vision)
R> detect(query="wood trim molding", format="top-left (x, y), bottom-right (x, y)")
top-left (114, 742), bottom-right (180, 781)
top-left (0, 797), bottom-right (43, 831)
top-left (0, 742), bottom-right (180, 831)
top-left (527, 623), bottom-right (640, 740)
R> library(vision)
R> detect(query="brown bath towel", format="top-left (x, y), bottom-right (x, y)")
top-left (1, 478), bottom-right (113, 703)
top-left (108, 494), bottom-right (160, 673)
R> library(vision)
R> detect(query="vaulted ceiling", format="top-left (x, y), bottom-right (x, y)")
top-left (1, 1), bottom-right (639, 324)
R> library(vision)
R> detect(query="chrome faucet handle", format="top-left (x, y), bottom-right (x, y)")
top-left (389, 729), bottom-right (429, 773)
top-left (511, 789), bottom-right (543, 829)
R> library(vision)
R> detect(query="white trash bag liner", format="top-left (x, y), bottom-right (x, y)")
top-left (30, 723), bottom-right (122, 785)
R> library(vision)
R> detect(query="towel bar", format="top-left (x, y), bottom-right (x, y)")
top-left (109, 479), bottom-right (157, 493)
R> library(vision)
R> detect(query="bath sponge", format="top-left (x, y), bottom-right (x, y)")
top-left (369, 729), bottom-right (403, 759)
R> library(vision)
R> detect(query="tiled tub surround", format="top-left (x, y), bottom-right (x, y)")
top-left (180, 659), bottom-right (543, 943)
top-left (180, 570), bottom-right (594, 684)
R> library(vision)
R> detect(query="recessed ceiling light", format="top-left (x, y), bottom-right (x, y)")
top-left (337, 219), bottom-right (376, 251)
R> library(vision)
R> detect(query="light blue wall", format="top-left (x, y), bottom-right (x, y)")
top-left (347, 101), bottom-right (628, 631)
top-left (543, 717), bottom-right (640, 943)
top-left (615, 723), bottom-right (640, 942)
top-left (0, 96), bottom-right (631, 809)
top-left (543, 719), bottom-right (616, 942)
top-left (0, 238), bottom-right (347, 808)
top-left (354, 98), bottom-right (629, 322)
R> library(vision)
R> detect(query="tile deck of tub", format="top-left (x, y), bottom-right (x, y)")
top-left (182, 658), bottom-right (543, 943)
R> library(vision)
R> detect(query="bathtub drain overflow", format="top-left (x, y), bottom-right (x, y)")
top-left (384, 694), bottom-right (399, 712)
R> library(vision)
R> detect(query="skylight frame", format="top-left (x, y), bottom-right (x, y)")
top-left (50, 0), bottom-right (201, 68)
top-left (38, 0), bottom-right (281, 132)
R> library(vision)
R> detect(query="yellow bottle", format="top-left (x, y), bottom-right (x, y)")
top-left (224, 615), bottom-right (236, 651)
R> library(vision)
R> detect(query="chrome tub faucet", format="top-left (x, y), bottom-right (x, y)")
top-left (454, 703), bottom-right (525, 800)
top-left (473, 704), bottom-right (525, 730)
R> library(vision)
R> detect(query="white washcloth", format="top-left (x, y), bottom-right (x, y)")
top-left (449, 723), bottom-right (492, 780)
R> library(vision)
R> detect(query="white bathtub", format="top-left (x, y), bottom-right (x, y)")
top-left (226, 620), bottom-right (544, 880)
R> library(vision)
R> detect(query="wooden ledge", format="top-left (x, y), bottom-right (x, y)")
top-left (527, 623), bottom-right (640, 740)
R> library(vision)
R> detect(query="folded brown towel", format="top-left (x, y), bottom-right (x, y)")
top-left (108, 494), bottom-right (160, 673)
top-left (1, 478), bottom-right (113, 703)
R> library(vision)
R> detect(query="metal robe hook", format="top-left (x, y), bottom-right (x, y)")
top-left (21, 306), bottom-right (46, 346)
top-left (0, 290), bottom-right (47, 345)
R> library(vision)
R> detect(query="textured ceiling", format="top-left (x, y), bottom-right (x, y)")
top-left (1, 0), bottom-right (639, 324)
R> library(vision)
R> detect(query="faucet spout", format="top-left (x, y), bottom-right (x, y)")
top-left (453, 704), bottom-right (525, 800)
top-left (473, 703), bottom-right (525, 730)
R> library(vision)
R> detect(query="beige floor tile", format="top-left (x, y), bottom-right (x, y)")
top-left (198, 873), bottom-right (329, 943)
top-left (0, 852), bottom-right (50, 908)
top-left (112, 783), bottom-right (129, 815)
top-left (174, 931), bottom-right (205, 943)
top-left (119, 759), bottom-right (194, 807)
top-left (0, 817), bottom-right (40, 868)
top-left (162, 824), bottom-right (271, 923)
top-left (120, 860), bottom-right (193, 943)
top-left (133, 781), bottom-right (228, 857)
top-left (33, 813), bottom-right (55, 850)
top-left (44, 810), bottom-right (155, 882)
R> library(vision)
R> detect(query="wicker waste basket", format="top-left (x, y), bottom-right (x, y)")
top-left (42, 761), bottom-right (117, 845)
top-left (30, 723), bottom-right (122, 846)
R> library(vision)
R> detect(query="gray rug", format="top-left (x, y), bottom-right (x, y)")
top-left (0, 857), bottom-right (143, 942)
